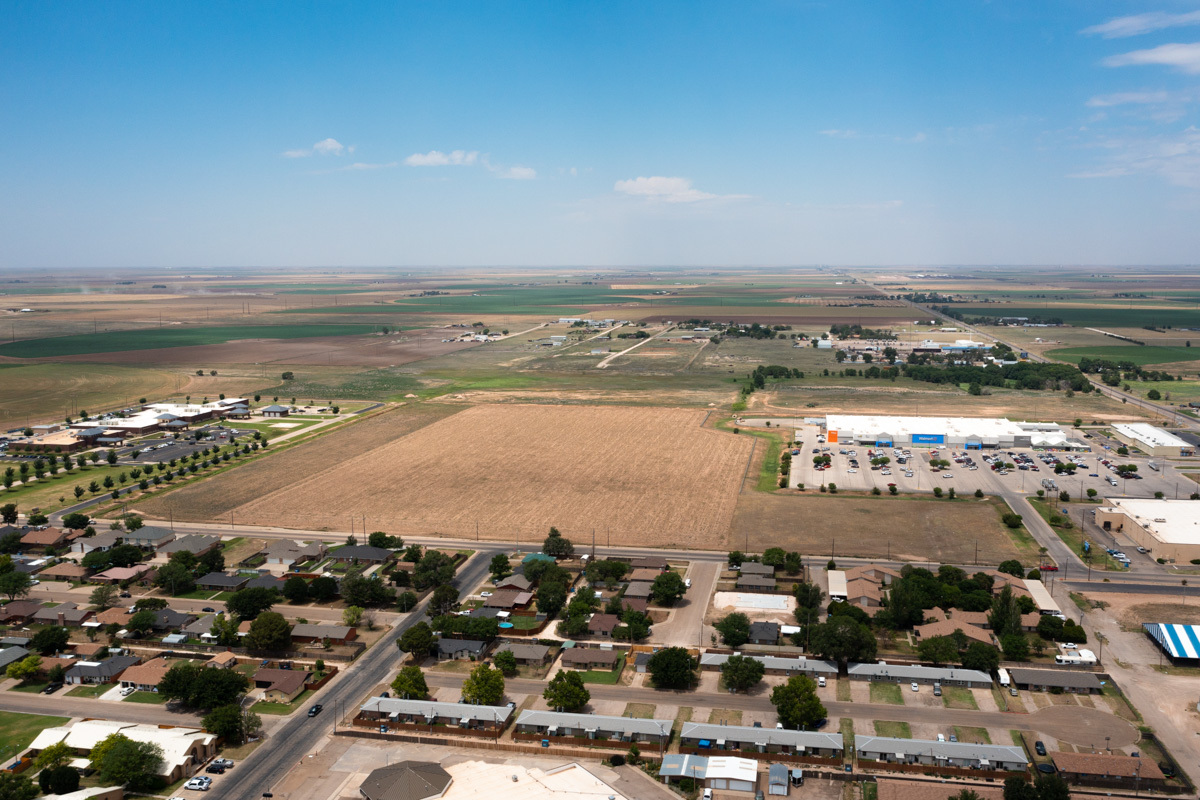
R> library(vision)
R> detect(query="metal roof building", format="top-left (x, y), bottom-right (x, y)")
top-left (1111, 423), bottom-right (1193, 457)
top-left (515, 709), bottom-right (673, 742)
top-left (1144, 622), bottom-right (1200, 661)
top-left (359, 696), bottom-right (511, 729)
top-left (658, 753), bottom-right (709, 780)
top-left (856, 736), bottom-right (1028, 771)
top-left (680, 722), bottom-right (843, 756)
top-left (699, 652), bottom-right (837, 677)
top-left (847, 662), bottom-right (991, 687)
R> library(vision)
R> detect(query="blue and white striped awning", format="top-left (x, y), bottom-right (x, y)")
top-left (1144, 623), bottom-right (1200, 659)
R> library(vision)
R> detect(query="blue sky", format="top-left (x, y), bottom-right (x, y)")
top-left (3, 1), bottom-right (1200, 268)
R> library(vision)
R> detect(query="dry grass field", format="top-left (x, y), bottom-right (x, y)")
top-left (729, 493), bottom-right (1027, 563)
top-left (136, 403), bottom-right (463, 521)
top-left (222, 404), bottom-right (753, 546)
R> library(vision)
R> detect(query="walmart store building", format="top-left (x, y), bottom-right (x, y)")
top-left (823, 414), bottom-right (1074, 450)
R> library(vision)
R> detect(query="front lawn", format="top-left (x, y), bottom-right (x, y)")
top-left (66, 684), bottom-right (111, 698)
top-left (0, 710), bottom-right (70, 755)
top-left (873, 720), bottom-right (911, 738)
top-left (869, 682), bottom-right (904, 705)
top-left (941, 686), bottom-right (979, 710)
top-left (253, 688), bottom-right (315, 715)
top-left (579, 656), bottom-right (626, 685)
top-left (10, 681), bottom-right (50, 694)
top-left (953, 725), bottom-right (991, 744)
top-left (124, 691), bottom-right (168, 704)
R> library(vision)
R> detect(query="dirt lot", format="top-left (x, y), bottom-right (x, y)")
top-left (730, 492), bottom-right (1025, 562)
top-left (136, 403), bottom-right (463, 521)
top-left (222, 404), bottom-right (753, 546)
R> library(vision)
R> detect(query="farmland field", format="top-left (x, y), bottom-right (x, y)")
top-left (1046, 345), bottom-right (1200, 368)
top-left (0, 323), bottom-right (383, 359)
top-left (729, 494), bottom-right (1028, 563)
top-left (210, 404), bottom-right (753, 547)
top-left (0, 362), bottom-right (179, 427)
top-left (951, 305), bottom-right (1200, 328)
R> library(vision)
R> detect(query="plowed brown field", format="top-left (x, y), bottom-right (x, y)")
top-left (225, 404), bottom-right (753, 547)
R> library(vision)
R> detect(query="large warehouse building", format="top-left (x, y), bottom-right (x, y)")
top-left (823, 415), bottom-right (1077, 450)
top-left (1095, 499), bottom-right (1200, 563)
top-left (1111, 423), bottom-right (1194, 457)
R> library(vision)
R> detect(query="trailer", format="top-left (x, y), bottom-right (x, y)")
top-left (997, 667), bottom-right (1011, 687)
top-left (1023, 578), bottom-right (1064, 618)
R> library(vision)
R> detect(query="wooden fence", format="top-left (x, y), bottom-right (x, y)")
top-left (351, 716), bottom-right (503, 738)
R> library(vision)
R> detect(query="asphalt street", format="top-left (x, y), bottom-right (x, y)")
top-left (207, 551), bottom-right (490, 800)
top-left (0, 690), bottom-right (202, 726)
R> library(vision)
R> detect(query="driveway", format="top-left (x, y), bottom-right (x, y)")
top-left (654, 560), bottom-right (720, 646)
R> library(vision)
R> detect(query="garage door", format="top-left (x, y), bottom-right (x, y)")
top-left (710, 779), bottom-right (728, 790)
top-left (730, 780), bottom-right (755, 792)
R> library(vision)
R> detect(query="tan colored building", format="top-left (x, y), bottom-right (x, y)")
top-left (1096, 498), bottom-right (1200, 563)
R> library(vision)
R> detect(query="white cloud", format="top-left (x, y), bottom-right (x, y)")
top-left (500, 166), bottom-right (537, 180)
top-left (342, 162), bottom-right (398, 171)
top-left (1086, 90), bottom-right (1171, 107)
top-left (1103, 42), bottom-right (1200, 74)
top-left (613, 176), bottom-right (749, 204)
top-left (404, 149), bottom-right (479, 167)
top-left (1083, 11), bottom-right (1200, 39)
top-left (1069, 126), bottom-right (1200, 188)
top-left (283, 138), bottom-right (346, 158)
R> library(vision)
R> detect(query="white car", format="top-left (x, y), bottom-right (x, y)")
top-left (480, 591), bottom-right (493, 598)
top-left (121, 686), bottom-right (135, 696)
top-left (185, 778), bottom-right (211, 791)
top-left (911, 682), bottom-right (919, 692)
top-left (1062, 643), bottom-right (1077, 650)
top-left (943, 472), bottom-right (953, 478)
top-left (847, 468), bottom-right (858, 474)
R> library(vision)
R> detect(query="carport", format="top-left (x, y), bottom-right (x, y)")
top-left (704, 757), bottom-right (758, 793)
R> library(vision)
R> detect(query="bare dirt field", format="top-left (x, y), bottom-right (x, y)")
top-left (729, 493), bottom-right (1025, 563)
top-left (136, 403), bottom-right (463, 521)
top-left (222, 404), bottom-right (753, 546)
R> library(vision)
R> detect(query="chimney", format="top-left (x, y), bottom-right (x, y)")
top-left (57, 612), bottom-right (65, 626)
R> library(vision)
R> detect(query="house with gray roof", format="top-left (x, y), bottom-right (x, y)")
top-left (245, 574), bottom-right (284, 591)
top-left (157, 534), bottom-right (220, 557)
top-left (328, 545), bottom-right (393, 564)
top-left (856, 736), bottom-right (1027, 771)
top-left (749, 621), bottom-right (780, 644)
top-left (358, 762), bottom-right (452, 800)
top-left (847, 662), bottom-right (991, 687)
top-left (197, 572), bottom-right (250, 590)
top-left (260, 405), bottom-right (289, 417)
top-left (262, 539), bottom-right (326, 567)
top-left (624, 581), bottom-right (652, 598)
top-left (291, 623), bottom-right (356, 644)
top-left (1007, 667), bottom-right (1102, 693)
top-left (699, 652), bottom-right (837, 677)
top-left (65, 655), bottom-right (140, 685)
top-left (0, 645), bottom-right (31, 671)
top-left (32, 602), bottom-right (93, 627)
top-left (493, 641), bottom-right (551, 664)
top-left (436, 638), bottom-right (488, 661)
top-left (72, 530), bottom-right (121, 554)
top-left (737, 574), bottom-right (777, 591)
top-left (151, 608), bottom-right (195, 632)
top-left (738, 561), bottom-right (775, 576)
top-left (359, 696), bottom-right (511, 730)
top-left (119, 526), bottom-right (175, 549)
top-left (680, 722), bottom-right (844, 757)
top-left (515, 710), bottom-right (673, 743)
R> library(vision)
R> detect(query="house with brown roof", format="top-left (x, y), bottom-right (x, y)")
top-left (20, 527), bottom-right (71, 550)
top-left (119, 657), bottom-right (172, 692)
top-left (32, 602), bottom-right (93, 627)
top-left (735, 574), bottom-right (775, 592)
top-left (624, 581), bottom-right (653, 598)
top-left (560, 647), bottom-right (621, 671)
top-left (0, 600), bottom-right (43, 624)
top-left (38, 562), bottom-right (89, 582)
top-left (254, 668), bottom-right (310, 703)
top-left (494, 574), bottom-right (532, 592)
top-left (587, 613), bottom-right (619, 638)
top-left (291, 623), bottom-right (356, 645)
top-left (947, 609), bottom-right (990, 628)
top-left (484, 590), bottom-right (532, 610)
top-left (492, 641), bottom-right (551, 665)
top-left (358, 762), bottom-right (452, 800)
top-left (845, 577), bottom-right (883, 608)
top-left (913, 618), bottom-right (994, 646)
top-left (1051, 752), bottom-right (1165, 790)
top-left (206, 651), bottom-right (238, 669)
top-left (622, 597), bottom-right (649, 614)
top-left (91, 565), bottom-right (153, 584)
top-left (95, 606), bottom-right (131, 626)
top-left (630, 556), bottom-right (669, 571)
top-left (628, 568), bottom-right (661, 583)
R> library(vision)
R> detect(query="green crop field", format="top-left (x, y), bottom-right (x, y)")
top-left (1047, 346), bottom-right (1200, 367)
top-left (0, 324), bottom-right (381, 358)
top-left (953, 305), bottom-right (1200, 328)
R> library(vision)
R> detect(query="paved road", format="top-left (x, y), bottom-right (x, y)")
top-left (655, 560), bottom-right (720, 647)
top-left (209, 551), bottom-right (491, 800)
top-left (0, 689), bottom-right (202, 726)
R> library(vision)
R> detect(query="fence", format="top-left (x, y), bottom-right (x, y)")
top-left (304, 666), bottom-right (338, 692)
top-left (1, 757), bottom-right (33, 775)
top-left (857, 760), bottom-right (1025, 780)
top-left (336, 727), bottom-right (642, 761)
top-left (127, 640), bottom-right (365, 662)
top-left (513, 732), bottom-right (663, 750)
top-left (351, 716), bottom-right (504, 738)
top-left (678, 746), bottom-right (842, 767)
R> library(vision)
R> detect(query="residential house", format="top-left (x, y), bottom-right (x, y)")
top-left (492, 642), bottom-right (551, 665)
top-left (699, 653), bottom-right (838, 678)
top-left (260, 405), bottom-right (289, 418)
top-left (515, 710), bottom-right (672, 744)
top-left (254, 668), bottom-right (310, 703)
top-left (630, 556), bottom-right (669, 572)
top-left (560, 648), bottom-right (621, 671)
top-left (856, 737), bottom-right (1028, 771)
top-left (622, 597), bottom-right (649, 614)
top-left (845, 578), bottom-right (884, 610)
top-left (91, 565), bottom-right (152, 585)
top-left (183, 614), bottom-right (217, 641)
top-left (245, 574), bottom-right (284, 591)
top-left (327, 545), bottom-right (392, 565)
top-left (736, 574), bottom-right (776, 592)
top-left (150, 608), bottom-right (195, 632)
top-left (118, 526), bottom-right (175, 550)
top-left (628, 568), bottom-right (661, 583)
top-left (738, 561), bottom-right (774, 577)
top-left (155, 535), bottom-right (220, 560)
top-left (206, 651), bottom-right (238, 669)
top-left (39, 562), bottom-right (89, 582)
top-left (1051, 752), bottom-right (1165, 790)
top-left (71, 531), bottom-right (121, 555)
top-left (914, 618), bottom-right (995, 646)
top-left (358, 696), bottom-right (511, 731)
top-left (748, 621), bottom-right (780, 645)
top-left (64, 656), bottom-right (140, 685)
top-left (29, 720), bottom-right (216, 783)
top-left (1008, 668), bottom-right (1103, 694)
top-left (680, 723), bottom-right (844, 757)
top-left (847, 662), bottom-right (991, 687)
top-left (20, 527), bottom-right (71, 551)
top-left (32, 602), bottom-right (93, 627)
top-left (587, 613), bottom-right (619, 638)
top-left (436, 639), bottom-right (488, 661)
top-left (624, 581), bottom-right (653, 599)
top-left (262, 539), bottom-right (326, 568)
top-left (291, 623), bottom-right (356, 645)
top-left (118, 657), bottom-right (172, 692)
top-left (485, 590), bottom-right (532, 610)
top-left (0, 645), bottom-right (32, 672)
top-left (494, 574), bottom-right (533, 592)
top-left (196, 572), bottom-right (250, 591)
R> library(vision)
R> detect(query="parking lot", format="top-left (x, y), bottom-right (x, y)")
top-left (124, 426), bottom-right (251, 464)
top-left (789, 423), bottom-right (1195, 501)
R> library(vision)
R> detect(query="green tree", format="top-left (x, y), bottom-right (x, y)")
top-left (997, 560), bottom-right (1024, 578)
top-left (343, 605), bottom-right (365, 627)
top-left (309, 576), bottom-right (339, 602)
top-left (0, 571), bottom-right (33, 601)
top-left (226, 586), bottom-right (278, 619)
top-left (396, 591), bottom-right (418, 612)
top-left (646, 647), bottom-right (697, 689)
top-left (714, 612), bottom-right (752, 648)
top-left (810, 617), bottom-right (877, 669)
top-left (0, 504), bottom-right (17, 525)
top-left (413, 549), bottom-right (456, 590)
top-left (650, 571), bottom-right (688, 605)
top-left (429, 584), bottom-right (460, 616)
top-left (159, 661), bottom-right (251, 709)
top-left (770, 674), bottom-right (827, 729)
top-left (245, 611), bottom-right (292, 651)
top-left (461, 662), bottom-right (505, 705)
top-left (762, 547), bottom-right (786, 567)
top-left (542, 669), bottom-right (591, 712)
top-left (0, 773), bottom-right (38, 800)
top-left (38, 766), bottom-right (79, 795)
top-left (1033, 775), bottom-right (1070, 800)
top-left (33, 741), bottom-right (74, 771)
top-left (390, 665), bottom-right (429, 699)
top-left (917, 634), bottom-right (961, 665)
top-left (396, 622), bottom-right (434, 656)
top-left (536, 578), bottom-right (568, 619)
top-left (202, 704), bottom-right (262, 745)
top-left (1003, 776), bottom-right (1038, 800)
top-left (493, 649), bottom-right (518, 676)
top-left (988, 585), bottom-right (1022, 639)
top-left (89, 583), bottom-right (118, 610)
top-left (5, 654), bottom-right (41, 682)
top-left (61, 512), bottom-right (90, 530)
top-left (721, 654), bottom-right (766, 693)
top-left (209, 613), bottom-right (240, 646)
top-left (340, 572), bottom-right (394, 607)
top-left (489, 553), bottom-right (512, 582)
top-left (541, 527), bottom-right (574, 558)
top-left (154, 561), bottom-right (196, 596)
top-left (90, 733), bottom-right (165, 791)
top-left (283, 576), bottom-right (310, 604)
top-left (783, 551), bottom-right (803, 575)
top-left (1000, 633), bottom-right (1030, 661)
top-left (961, 642), bottom-right (1001, 673)
top-left (29, 626), bottom-right (70, 655)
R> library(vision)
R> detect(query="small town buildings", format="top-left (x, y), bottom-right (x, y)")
top-left (514, 710), bottom-right (673, 744)
top-left (630, 556), bottom-right (669, 571)
top-left (913, 619), bottom-right (994, 646)
top-left (196, 572), bottom-right (250, 591)
top-left (0, 599), bottom-right (45, 624)
top-left (260, 405), bottom-right (290, 418)
top-left (701, 757), bottom-right (760, 793)
top-left (699, 653), bottom-right (838, 677)
top-left (560, 647), bottom-right (620, 671)
top-left (492, 642), bottom-right (551, 665)
top-left (437, 639), bottom-right (488, 661)
top-left (1007, 668), bottom-right (1103, 694)
top-left (628, 568), bottom-right (662, 583)
top-left (847, 662), bottom-right (991, 687)
top-left (64, 655), bottom-right (140, 685)
top-left (91, 565), bottom-right (153, 584)
top-left (262, 539), bottom-right (326, 568)
top-left (359, 696), bottom-right (512, 731)
top-left (328, 545), bottom-right (393, 564)
top-left (736, 574), bottom-right (776, 592)
top-left (72, 531), bottom-right (121, 554)
top-left (20, 527), bottom-right (72, 550)
top-left (484, 590), bottom-right (533, 610)
top-left (748, 621), bottom-right (780, 645)
top-left (254, 668), bottom-right (310, 703)
top-left (1051, 752), bottom-right (1165, 790)
top-left (0, 645), bottom-right (32, 672)
top-left (624, 581), bottom-right (653, 598)
top-left (680, 722), bottom-right (844, 757)
top-left (156, 534), bottom-right (221, 559)
top-left (206, 651), bottom-right (238, 669)
top-left (32, 602), bottom-right (93, 627)
top-left (357, 762), bottom-right (452, 800)
top-left (738, 562), bottom-right (774, 577)
top-left (118, 526), bottom-right (174, 549)
top-left (118, 657), bottom-right (172, 692)
top-left (39, 562), bottom-right (89, 582)
top-left (494, 574), bottom-right (532, 592)
top-left (587, 613), bottom-right (619, 638)
top-left (856, 737), bottom-right (1027, 771)
top-left (291, 623), bottom-right (356, 645)
top-left (29, 719), bottom-right (217, 783)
